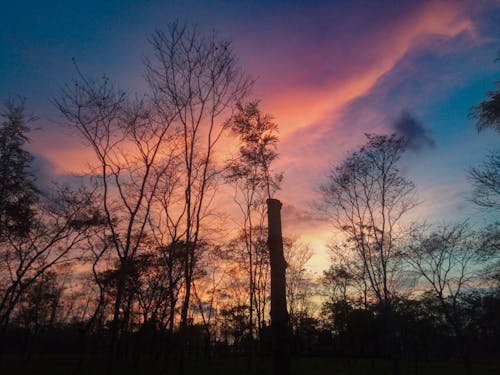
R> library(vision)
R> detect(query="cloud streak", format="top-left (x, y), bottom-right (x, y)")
top-left (248, 0), bottom-right (475, 138)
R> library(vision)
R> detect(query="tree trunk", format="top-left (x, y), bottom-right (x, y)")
top-left (267, 199), bottom-right (291, 375)
top-left (178, 247), bottom-right (194, 375)
top-left (106, 262), bottom-right (127, 375)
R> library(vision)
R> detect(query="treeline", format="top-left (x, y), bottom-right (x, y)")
top-left (0, 23), bottom-right (498, 375)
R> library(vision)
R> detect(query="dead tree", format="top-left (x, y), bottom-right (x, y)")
top-left (267, 198), bottom-right (290, 375)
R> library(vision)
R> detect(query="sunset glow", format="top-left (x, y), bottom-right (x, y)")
top-left (1, 0), bottom-right (499, 271)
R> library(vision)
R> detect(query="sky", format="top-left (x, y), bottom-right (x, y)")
top-left (1, 0), bottom-right (499, 272)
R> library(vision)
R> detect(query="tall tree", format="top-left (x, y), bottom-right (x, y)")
top-left (320, 133), bottom-right (417, 374)
top-left (0, 100), bottom-right (99, 338)
top-left (320, 134), bottom-right (417, 306)
top-left (145, 23), bottom-right (252, 373)
top-left (0, 98), bottom-right (38, 238)
top-left (225, 101), bottom-right (281, 357)
top-left (54, 73), bottom-right (177, 374)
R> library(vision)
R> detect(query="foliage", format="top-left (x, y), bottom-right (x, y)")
top-left (0, 98), bottom-right (38, 238)
top-left (470, 81), bottom-right (500, 132)
top-left (469, 150), bottom-right (500, 210)
top-left (468, 53), bottom-right (500, 211)
top-left (226, 101), bottom-right (282, 199)
top-left (470, 65), bottom-right (500, 132)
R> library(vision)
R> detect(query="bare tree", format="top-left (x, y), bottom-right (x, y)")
top-left (326, 242), bottom-right (372, 309)
top-left (320, 134), bottom-right (417, 306)
top-left (404, 223), bottom-right (493, 370)
top-left (54, 71), bottom-right (178, 374)
top-left (145, 23), bottom-right (252, 373)
top-left (320, 133), bottom-right (417, 375)
top-left (0, 186), bottom-right (99, 332)
top-left (405, 224), bottom-right (484, 317)
top-left (191, 245), bottom-right (228, 355)
top-left (320, 264), bottom-right (356, 335)
top-left (283, 237), bottom-right (314, 333)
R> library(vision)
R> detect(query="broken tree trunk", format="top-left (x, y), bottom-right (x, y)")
top-left (267, 198), bottom-right (291, 375)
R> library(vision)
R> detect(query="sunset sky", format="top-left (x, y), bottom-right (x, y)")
top-left (1, 0), bottom-right (499, 272)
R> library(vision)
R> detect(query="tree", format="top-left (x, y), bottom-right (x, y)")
top-left (327, 241), bottom-right (373, 310)
top-left (468, 151), bottom-right (500, 209)
top-left (225, 101), bottom-right (281, 359)
top-left (0, 99), bottom-right (100, 338)
top-left (0, 186), bottom-right (100, 332)
top-left (283, 238), bottom-right (314, 334)
top-left (54, 72), bottom-right (178, 374)
top-left (404, 223), bottom-right (493, 370)
top-left (477, 222), bottom-right (500, 286)
top-left (470, 83), bottom-right (500, 132)
top-left (15, 270), bottom-right (64, 359)
top-left (320, 133), bottom-right (417, 374)
top-left (468, 53), bottom-right (499, 210)
top-left (469, 52), bottom-right (500, 133)
top-left (0, 98), bottom-right (38, 238)
top-left (191, 246), bottom-right (227, 355)
top-left (320, 134), bottom-right (417, 306)
top-left (321, 265), bottom-right (354, 335)
top-left (145, 23), bottom-right (252, 374)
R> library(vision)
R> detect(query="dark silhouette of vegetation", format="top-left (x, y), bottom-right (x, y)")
top-left (0, 98), bottom-right (38, 238)
top-left (469, 151), bottom-right (500, 210)
top-left (469, 52), bottom-right (500, 133)
top-left (468, 52), bottom-right (500, 210)
top-left (54, 70), bottom-right (176, 375)
top-left (320, 134), bottom-right (417, 307)
top-left (145, 22), bottom-right (252, 374)
top-left (404, 223), bottom-right (497, 371)
top-left (225, 100), bottom-right (282, 369)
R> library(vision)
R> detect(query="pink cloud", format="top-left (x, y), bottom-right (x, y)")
top-left (249, 1), bottom-right (475, 140)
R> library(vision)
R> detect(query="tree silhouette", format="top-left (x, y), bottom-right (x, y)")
top-left (54, 72), bottom-right (178, 374)
top-left (469, 151), bottom-right (500, 209)
top-left (225, 101), bottom-right (281, 365)
top-left (283, 237), bottom-right (314, 334)
top-left (320, 133), bottom-right (417, 374)
top-left (321, 134), bottom-right (416, 306)
top-left (0, 185), bottom-right (100, 335)
top-left (404, 223), bottom-right (493, 371)
top-left (145, 22), bottom-right (252, 374)
top-left (0, 98), bottom-right (38, 238)
top-left (470, 52), bottom-right (500, 133)
top-left (469, 53), bottom-right (500, 210)
top-left (0, 100), bottom-right (100, 347)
